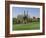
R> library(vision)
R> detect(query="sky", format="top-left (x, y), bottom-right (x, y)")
top-left (12, 7), bottom-right (40, 18)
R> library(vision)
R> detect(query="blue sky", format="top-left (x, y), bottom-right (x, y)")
top-left (12, 7), bottom-right (40, 18)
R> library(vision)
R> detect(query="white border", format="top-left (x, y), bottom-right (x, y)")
top-left (10, 4), bottom-right (43, 34)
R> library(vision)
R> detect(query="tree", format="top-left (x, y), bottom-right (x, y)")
top-left (37, 18), bottom-right (40, 22)
top-left (13, 18), bottom-right (17, 24)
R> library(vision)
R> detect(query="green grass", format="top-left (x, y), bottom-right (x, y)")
top-left (13, 22), bottom-right (40, 31)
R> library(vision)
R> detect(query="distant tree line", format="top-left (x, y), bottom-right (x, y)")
top-left (13, 15), bottom-right (40, 24)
